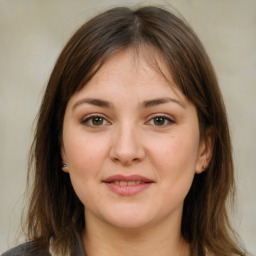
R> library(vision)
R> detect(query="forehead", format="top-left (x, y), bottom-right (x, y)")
top-left (78, 46), bottom-right (180, 95)
top-left (69, 48), bottom-right (187, 106)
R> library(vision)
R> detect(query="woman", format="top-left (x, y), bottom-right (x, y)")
top-left (2, 5), bottom-right (246, 256)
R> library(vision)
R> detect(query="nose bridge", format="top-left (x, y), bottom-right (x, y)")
top-left (110, 121), bottom-right (145, 165)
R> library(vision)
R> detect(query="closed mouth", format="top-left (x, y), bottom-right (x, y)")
top-left (103, 175), bottom-right (154, 195)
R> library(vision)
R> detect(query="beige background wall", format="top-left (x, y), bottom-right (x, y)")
top-left (1, 0), bottom-right (255, 254)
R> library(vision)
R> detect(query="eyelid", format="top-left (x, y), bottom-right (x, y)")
top-left (146, 114), bottom-right (175, 126)
top-left (81, 113), bottom-right (111, 127)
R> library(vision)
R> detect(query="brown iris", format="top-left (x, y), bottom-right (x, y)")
top-left (153, 117), bottom-right (166, 125)
top-left (92, 117), bottom-right (104, 126)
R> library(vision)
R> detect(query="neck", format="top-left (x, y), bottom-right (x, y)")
top-left (82, 212), bottom-right (190, 256)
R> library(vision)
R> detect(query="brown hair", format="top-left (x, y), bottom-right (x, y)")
top-left (25, 6), bottom-right (246, 256)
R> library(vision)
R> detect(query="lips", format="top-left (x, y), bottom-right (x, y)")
top-left (103, 174), bottom-right (153, 183)
top-left (102, 175), bottom-right (154, 196)
top-left (112, 181), bottom-right (144, 185)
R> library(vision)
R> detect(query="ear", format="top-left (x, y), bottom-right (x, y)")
top-left (195, 126), bottom-right (215, 174)
top-left (61, 146), bottom-right (69, 173)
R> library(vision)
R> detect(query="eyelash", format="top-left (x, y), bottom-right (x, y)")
top-left (81, 114), bottom-right (110, 127)
top-left (81, 114), bottom-right (175, 128)
top-left (147, 115), bottom-right (175, 127)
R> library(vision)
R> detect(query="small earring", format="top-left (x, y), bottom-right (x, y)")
top-left (202, 165), bottom-right (207, 170)
top-left (62, 163), bottom-right (67, 168)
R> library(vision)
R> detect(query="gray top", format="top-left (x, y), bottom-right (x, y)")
top-left (1, 232), bottom-right (86, 256)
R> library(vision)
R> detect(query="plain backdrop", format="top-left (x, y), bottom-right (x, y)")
top-left (1, 0), bottom-right (255, 254)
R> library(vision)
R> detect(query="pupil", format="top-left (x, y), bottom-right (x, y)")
top-left (92, 117), bottom-right (103, 125)
top-left (154, 117), bottom-right (164, 125)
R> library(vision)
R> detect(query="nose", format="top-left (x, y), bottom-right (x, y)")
top-left (109, 124), bottom-right (146, 166)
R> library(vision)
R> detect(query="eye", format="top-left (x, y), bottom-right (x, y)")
top-left (148, 116), bottom-right (174, 126)
top-left (82, 115), bottom-right (110, 127)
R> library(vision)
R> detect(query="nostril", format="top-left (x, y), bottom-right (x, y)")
top-left (109, 133), bottom-right (146, 165)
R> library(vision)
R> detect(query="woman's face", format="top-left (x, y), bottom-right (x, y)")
top-left (62, 49), bottom-right (211, 231)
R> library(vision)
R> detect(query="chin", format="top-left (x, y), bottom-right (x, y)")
top-left (99, 206), bottom-right (155, 230)
top-left (107, 216), bottom-right (151, 230)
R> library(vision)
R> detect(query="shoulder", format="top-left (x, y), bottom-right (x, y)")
top-left (2, 232), bottom-right (85, 256)
top-left (1, 241), bottom-right (51, 256)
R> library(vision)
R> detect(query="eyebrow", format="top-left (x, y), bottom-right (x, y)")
top-left (72, 98), bottom-right (113, 111)
top-left (72, 97), bottom-right (185, 111)
top-left (142, 97), bottom-right (185, 108)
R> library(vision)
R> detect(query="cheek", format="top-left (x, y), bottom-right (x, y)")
top-left (62, 131), bottom-right (111, 207)
top-left (63, 131), bottom-right (110, 204)
top-left (148, 130), bottom-right (199, 187)
top-left (64, 129), bottom-right (109, 171)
